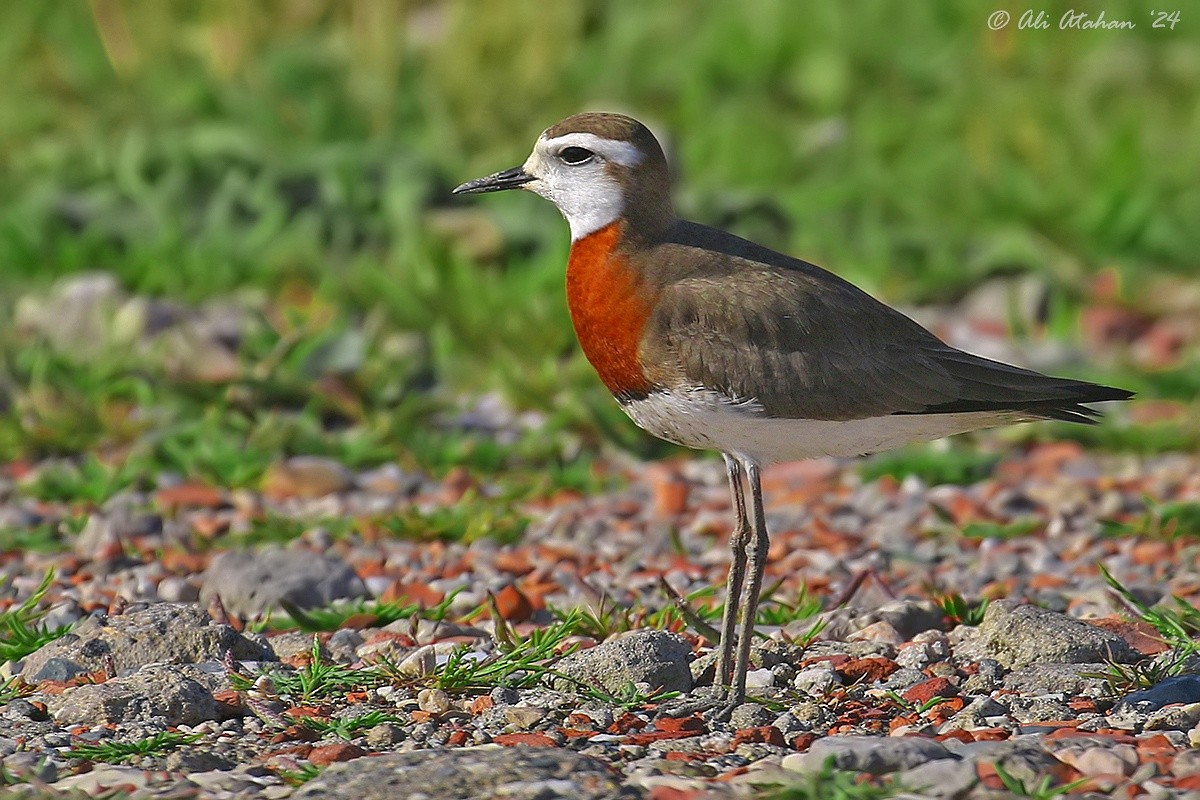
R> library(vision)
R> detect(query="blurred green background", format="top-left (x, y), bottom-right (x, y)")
top-left (1, 1), bottom-right (1198, 499)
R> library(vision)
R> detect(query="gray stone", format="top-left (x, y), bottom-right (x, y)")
top-left (1172, 749), bottom-right (1200, 776)
top-left (1119, 675), bottom-right (1200, 712)
top-left (163, 749), bottom-right (238, 772)
top-left (504, 706), bottom-right (548, 729)
top-left (953, 739), bottom-right (1066, 787)
top-left (201, 547), bottom-right (368, 617)
top-left (729, 703), bottom-right (775, 729)
top-left (966, 600), bottom-right (1139, 668)
top-left (782, 735), bottom-right (953, 775)
top-left (49, 766), bottom-right (151, 795)
top-left (365, 723), bottom-right (406, 747)
top-left (896, 758), bottom-right (978, 799)
top-left (27, 656), bottom-right (90, 683)
top-left (859, 600), bottom-right (946, 640)
top-left (14, 272), bottom-right (126, 356)
top-left (157, 576), bottom-right (200, 603)
top-left (19, 603), bottom-right (273, 680)
top-left (293, 745), bottom-right (639, 799)
top-left (551, 630), bottom-right (692, 695)
top-left (47, 664), bottom-right (219, 726)
top-left (0, 751), bottom-right (58, 783)
top-left (1002, 663), bottom-right (1112, 696)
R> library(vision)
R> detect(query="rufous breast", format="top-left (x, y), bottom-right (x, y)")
top-left (565, 222), bottom-right (656, 399)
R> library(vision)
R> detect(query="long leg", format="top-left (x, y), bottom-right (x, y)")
top-left (715, 453), bottom-right (750, 687)
top-left (727, 459), bottom-right (769, 708)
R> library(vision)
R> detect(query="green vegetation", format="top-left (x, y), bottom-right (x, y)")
top-left (763, 758), bottom-right (902, 800)
top-left (936, 593), bottom-right (990, 626)
top-left (860, 445), bottom-right (1001, 486)
top-left (1100, 564), bottom-right (1200, 651)
top-left (992, 763), bottom-right (1088, 800)
top-left (278, 763), bottom-right (324, 786)
top-left (299, 710), bottom-right (404, 740)
top-left (883, 690), bottom-right (950, 714)
top-left (67, 731), bottom-right (201, 765)
top-left (397, 607), bottom-right (586, 693)
top-left (1100, 499), bottom-right (1200, 539)
top-left (1083, 651), bottom-right (1190, 696)
top-left (0, 570), bottom-right (74, 664)
top-left (960, 519), bottom-right (1043, 541)
top-left (234, 637), bottom-right (383, 702)
top-left (256, 592), bottom-right (459, 633)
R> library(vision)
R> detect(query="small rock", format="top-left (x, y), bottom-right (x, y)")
top-left (365, 723), bottom-right (406, 747)
top-left (156, 576), bottom-right (200, 603)
top-left (47, 664), bottom-right (219, 727)
top-left (20, 603), bottom-right (273, 680)
top-left (744, 668), bottom-right (774, 688)
top-left (49, 766), bottom-right (150, 795)
top-left (1059, 745), bottom-right (1137, 777)
top-left (504, 706), bottom-right (548, 729)
top-left (1002, 663), bottom-right (1112, 696)
top-left (551, 630), bottom-right (692, 695)
top-left (848, 620), bottom-right (905, 645)
top-left (967, 600), bottom-right (1140, 668)
top-left (729, 703), bottom-right (775, 729)
top-left (417, 688), bottom-right (451, 714)
top-left (1120, 675), bottom-right (1200, 712)
top-left (782, 735), bottom-right (953, 775)
top-left (262, 456), bottom-right (353, 500)
top-left (293, 747), bottom-right (631, 800)
top-left (200, 547), bottom-right (368, 617)
top-left (896, 757), bottom-right (977, 799)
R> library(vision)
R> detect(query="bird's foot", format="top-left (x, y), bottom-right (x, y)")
top-left (704, 685), bottom-right (745, 723)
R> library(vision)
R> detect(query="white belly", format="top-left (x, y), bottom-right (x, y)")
top-left (621, 389), bottom-right (1015, 465)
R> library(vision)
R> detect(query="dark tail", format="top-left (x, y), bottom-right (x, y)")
top-left (895, 347), bottom-right (1133, 425)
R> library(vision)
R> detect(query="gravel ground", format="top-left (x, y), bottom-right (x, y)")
top-left (3, 445), bottom-right (1200, 799)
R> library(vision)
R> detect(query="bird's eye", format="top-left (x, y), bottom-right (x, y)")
top-left (559, 146), bottom-right (595, 164)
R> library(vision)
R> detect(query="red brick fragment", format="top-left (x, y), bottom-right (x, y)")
top-left (624, 730), bottom-right (705, 745)
top-left (270, 724), bottom-right (319, 744)
top-left (1138, 733), bottom-right (1177, 753)
top-left (492, 732), bottom-right (556, 747)
top-left (970, 728), bottom-right (1011, 741)
top-left (382, 580), bottom-right (445, 608)
top-left (1087, 617), bottom-right (1169, 656)
top-left (213, 689), bottom-right (243, 716)
top-left (790, 733), bottom-right (816, 751)
top-left (732, 726), bottom-right (786, 747)
top-left (446, 729), bottom-right (469, 747)
top-left (936, 729), bottom-right (974, 744)
top-left (608, 712), bottom-right (646, 734)
top-left (838, 656), bottom-right (899, 683)
top-left (649, 786), bottom-right (703, 800)
top-left (1174, 774), bottom-right (1200, 791)
top-left (654, 715), bottom-right (706, 733)
top-left (560, 728), bottom-right (597, 739)
top-left (902, 676), bottom-right (958, 705)
top-left (308, 743), bottom-right (366, 766)
top-left (493, 584), bottom-right (534, 623)
top-left (155, 482), bottom-right (225, 510)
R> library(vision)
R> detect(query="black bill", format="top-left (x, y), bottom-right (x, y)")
top-left (452, 166), bottom-right (535, 194)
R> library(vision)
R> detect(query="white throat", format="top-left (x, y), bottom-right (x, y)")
top-left (523, 132), bottom-right (641, 241)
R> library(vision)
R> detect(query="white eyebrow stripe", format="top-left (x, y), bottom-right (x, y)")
top-left (542, 132), bottom-right (644, 167)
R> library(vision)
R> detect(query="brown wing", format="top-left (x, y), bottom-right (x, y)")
top-left (639, 222), bottom-right (1131, 422)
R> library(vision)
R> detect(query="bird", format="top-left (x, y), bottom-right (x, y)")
top-left (453, 112), bottom-right (1132, 713)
